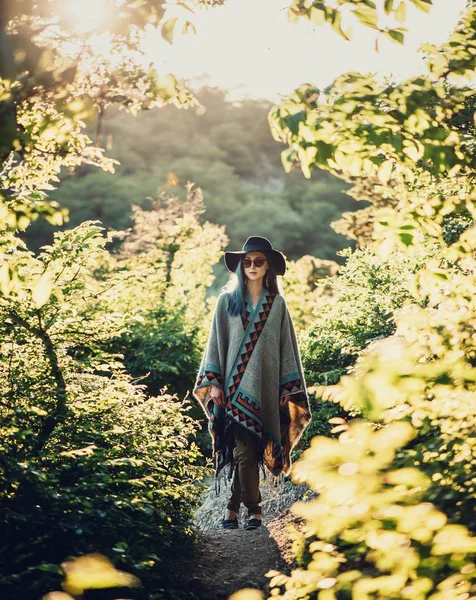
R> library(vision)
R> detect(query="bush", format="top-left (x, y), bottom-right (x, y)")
top-left (0, 382), bottom-right (205, 599)
top-left (270, 420), bottom-right (476, 600)
top-left (0, 221), bottom-right (212, 599)
top-left (291, 397), bottom-right (344, 464)
top-left (299, 244), bottom-right (438, 387)
top-left (110, 302), bottom-right (202, 399)
top-left (270, 242), bottom-right (476, 600)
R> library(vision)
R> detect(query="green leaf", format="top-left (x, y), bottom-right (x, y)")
top-left (399, 232), bottom-right (414, 246)
top-left (286, 110), bottom-right (307, 136)
top-left (161, 18), bottom-right (178, 45)
top-left (384, 0), bottom-right (394, 15)
top-left (29, 563), bottom-right (61, 574)
top-left (331, 11), bottom-right (350, 40)
top-left (384, 29), bottom-right (405, 44)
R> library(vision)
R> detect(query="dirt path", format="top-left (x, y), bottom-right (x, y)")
top-left (186, 510), bottom-right (297, 600)
top-left (177, 478), bottom-right (310, 600)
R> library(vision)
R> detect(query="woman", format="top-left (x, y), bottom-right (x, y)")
top-left (193, 236), bottom-right (311, 531)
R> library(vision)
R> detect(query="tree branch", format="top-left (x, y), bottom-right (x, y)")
top-left (8, 311), bottom-right (68, 454)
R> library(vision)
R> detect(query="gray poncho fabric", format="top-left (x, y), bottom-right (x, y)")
top-left (193, 287), bottom-right (311, 483)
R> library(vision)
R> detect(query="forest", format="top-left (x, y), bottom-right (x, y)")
top-left (0, 0), bottom-right (475, 599)
top-left (24, 86), bottom-right (360, 289)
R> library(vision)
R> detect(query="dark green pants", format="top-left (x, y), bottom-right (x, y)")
top-left (226, 435), bottom-right (262, 516)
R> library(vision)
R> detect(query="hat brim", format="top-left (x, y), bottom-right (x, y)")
top-left (224, 249), bottom-right (286, 276)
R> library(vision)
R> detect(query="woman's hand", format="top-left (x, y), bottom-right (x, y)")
top-left (280, 394), bottom-right (291, 407)
top-left (210, 385), bottom-right (225, 408)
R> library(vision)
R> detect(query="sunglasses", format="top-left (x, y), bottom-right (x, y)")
top-left (242, 257), bottom-right (267, 269)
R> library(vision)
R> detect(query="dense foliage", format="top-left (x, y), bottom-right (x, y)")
top-left (0, 185), bottom-right (227, 596)
top-left (0, 2), bottom-right (231, 593)
top-left (266, 3), bottom-right (476, 599)
top-left (100, 185), bottom-right (227, 398)
top-left (0, 0), bottom-right (211, 239)
top-left (24, 87), bottom-right (358, 270)
top-left (299, 243), bottom-right (438, 387)
top-left (2, 0), bottom-right (476, 599)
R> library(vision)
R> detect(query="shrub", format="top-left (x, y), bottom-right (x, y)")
top-left (299, 244), bottom-right (438, 387)
top-left (0, 222), bottom-right (210, 599)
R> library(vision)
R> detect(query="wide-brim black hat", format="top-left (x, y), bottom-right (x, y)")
top-left (224, 236), bottom-right (286, 276)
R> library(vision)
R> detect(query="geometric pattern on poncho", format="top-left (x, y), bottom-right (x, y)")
top-left (196, 368), bottom-right (223, 389)
top-left (225, 291), bottom-right (276, 439)
top-left (279, 376), bottom-right (302, 397)
top-left (227, 291), bottom-right (277, 400)
top-left (230, 391), bottom-right (263, 434)
top-left (240, 307), bottom-right (251, 330)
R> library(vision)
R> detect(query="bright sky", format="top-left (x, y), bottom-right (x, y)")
top-left (142, 0), bottom-right (466, 101)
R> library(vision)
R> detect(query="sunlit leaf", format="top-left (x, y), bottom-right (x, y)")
top-left (395, 1), bottom-right (406, 23)
top-left (377, 160), bottom-right (393, 184)
top-left (32, 272), bottom-right (54, 309)
top-left (182, 20), bottom-right (196, 36)
top-left (62, 554), bottom-right (140, 596)
top-left (385, 468), bottom-right (429, 488)
top-left (166, 172), bottom-right (179, 186)
top-left (410, 0), bottom-right (433, 13)
top-left (42, 592), bottom-right (73, 600)
top-left (281, 147), bottom-right (296, 173)
top-left (353, 7), bottom-right (379, 30)
top-left (161, 18), bottom-right (178, 44)
top-left (228, 589), bottom-right (264, 600)
top-left (156, 74), bottom-right (178, 100)
top-left (310, 7), bottom-right (326, 26)
top-left (402, 139), bottom-right (424, 161)
top-left (287, 7), bottom-right (299, 24)
top-left (177, 1), bottom-right (194, 13)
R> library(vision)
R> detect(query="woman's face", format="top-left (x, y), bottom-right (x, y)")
top-left (243, 251), bottom-right (268, 283)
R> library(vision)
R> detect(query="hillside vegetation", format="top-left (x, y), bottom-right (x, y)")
top-left (25, 87), bottom-right (358, 270)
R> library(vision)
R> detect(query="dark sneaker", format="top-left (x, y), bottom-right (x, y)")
top-left (222, 518), bottom-right (239, 529)
top-left (244, 518), bottom-right (262, 530)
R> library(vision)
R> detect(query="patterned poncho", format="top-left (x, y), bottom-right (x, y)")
top-left (193, 287), bottom-right (311, 482)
